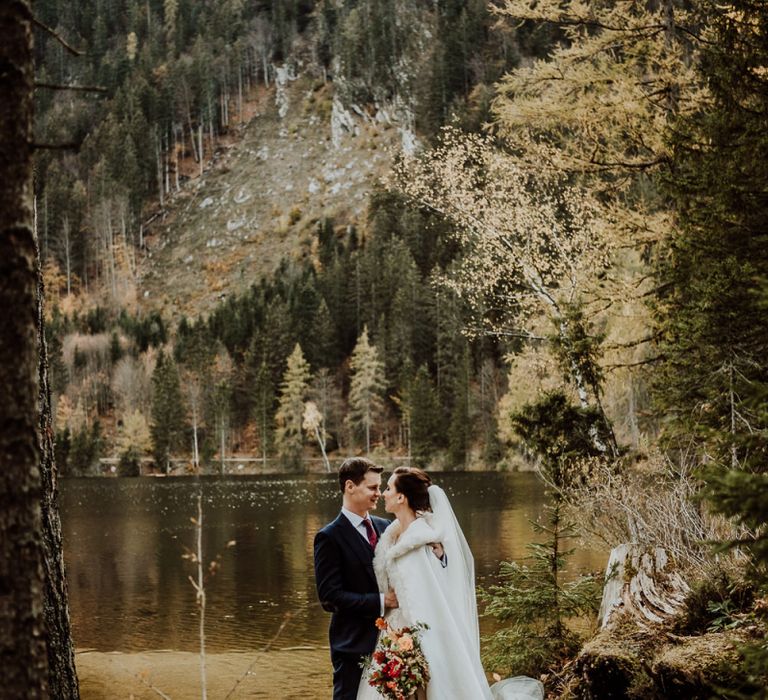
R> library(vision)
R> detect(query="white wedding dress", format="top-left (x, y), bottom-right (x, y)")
top-left (357, 486), bottom-right (543, 700)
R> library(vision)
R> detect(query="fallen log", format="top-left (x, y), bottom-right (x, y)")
top-left (652, 631), bottom-right (746, 698)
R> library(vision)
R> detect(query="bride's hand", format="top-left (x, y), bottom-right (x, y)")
top-left (429, 542), bottom-right (444, 559)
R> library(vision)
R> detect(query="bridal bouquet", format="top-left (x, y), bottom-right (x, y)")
top-left (364, 617), bottom-right (430, 700)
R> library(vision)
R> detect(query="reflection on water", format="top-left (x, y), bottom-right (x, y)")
top-left (61, 472), bottom-right (604, 653)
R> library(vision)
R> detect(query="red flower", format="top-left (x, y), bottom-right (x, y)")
top-left (383, 659), bottom-right (403, 678)
top-left (373, 651), bottom-right (387, 664)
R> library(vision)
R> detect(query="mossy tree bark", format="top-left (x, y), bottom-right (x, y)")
top-left (0, 0), bottom-right (49, 696)
top-left (36, 237), bottom-right (80, 696)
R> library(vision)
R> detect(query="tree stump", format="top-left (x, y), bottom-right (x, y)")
top-left (573, 544), bottom-right (691, 698)
top-left (598, 544), bottom-right (690, 628)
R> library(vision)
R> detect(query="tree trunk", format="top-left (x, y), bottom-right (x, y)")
top-left (198, 122), bottom-right (204, 177)
top-left (313, 425), bottom-right (330, 472)
top-left (63, 216), bottom-right (72, 296)
top-left (35, 230), bottom-right (80, 699)
top-left (0, 1), bottom-right (50, 695)
top-left (365, 404), bottom-right (370, 454)
top-left (219, 415), bottom-right (226, 476)
top-left (192, 408), bottom-right (200, 472)
top-left (208, 104), bottom-right (214, 153)
top-left (155, 130), bottom-right (164, 208)
top-left (173, 125), bottom-right (180, 191)
top-left (42, 191), bottom-right (49, 259)
top-left (105, 204), bottom-right (116, 299)
top-left (238, 68), bottom-right (243, 123)
top-left (186, 489), bottom-right (208, 700)
top-left (627, 374), bottom-right (640, 448)
top-left (261, 401), bottom-right (267, 467)
top-left (187, 109), bottom-right (198, 163)
top-left (163, 133), bottom-right (169, 197)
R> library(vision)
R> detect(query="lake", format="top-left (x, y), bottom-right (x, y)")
top-left (61, 472), bottom-right (605, 696)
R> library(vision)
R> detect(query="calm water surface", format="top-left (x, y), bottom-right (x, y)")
top-left (61, 472), bottom-right (604, 654)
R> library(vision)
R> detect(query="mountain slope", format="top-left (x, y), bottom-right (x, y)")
top-left (139, 76), bottom-right (401, 318)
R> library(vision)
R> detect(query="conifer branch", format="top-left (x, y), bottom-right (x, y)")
top-left (34, 81), bottom-right (107, 93)
top-left (604, 355), bottom-right (665, 370)
top-left (31, 142), bottom-right (82, 152)
top-left (586, 154), bottom-right (670, 170)
top-left (30, 17), bottom-right (83, 56)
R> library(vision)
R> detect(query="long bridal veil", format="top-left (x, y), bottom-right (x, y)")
top-left (427, 484), bottom-right (481, 657)
top-left (427, 485), bottom-right (545, 700)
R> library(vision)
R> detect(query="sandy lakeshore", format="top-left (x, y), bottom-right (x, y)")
top-left (76, 648), bottom-right (333, 699)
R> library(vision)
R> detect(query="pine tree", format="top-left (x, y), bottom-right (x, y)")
top-left (448, 348), bottom-right (472, 469)
top-left (150, 350), bottom-right (186, 474)
top-left (307, 297), bottom-right (338, 370)
top-left (347, 326), bottom-right (386, 453)
top-left (275, 343), bottom-right (310, 468)
top-left (68, 421), bottom-right (103, 476)
top-left (408, 365), bottom-right (442, 466)
top-left (657, 4), bottom-right (768, 687)
top-left (482, 502), bottom-right (602, 678)
top-left (657, 1), bottom-right (768, 461)
top-left (483, 391), bottom-right (605, 677)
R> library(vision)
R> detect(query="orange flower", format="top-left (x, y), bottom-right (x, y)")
top-left (398, 634), bottom-right (414, 651)
top-left (375, 617), bottom-right (388, 631)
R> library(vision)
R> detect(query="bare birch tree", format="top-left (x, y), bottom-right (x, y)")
top-left (398, 131), bottom-right (617, 453)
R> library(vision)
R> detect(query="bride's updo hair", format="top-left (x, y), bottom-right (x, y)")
top-left (392, 466), bottom-right (432, 513)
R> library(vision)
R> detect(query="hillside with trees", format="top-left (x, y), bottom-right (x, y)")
top-left (36, 0), bottom-right (540, 475)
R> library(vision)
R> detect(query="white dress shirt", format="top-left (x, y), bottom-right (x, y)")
top-left (341, 507), bottom-right (376, 543)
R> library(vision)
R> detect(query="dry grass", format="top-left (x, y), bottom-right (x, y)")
top-left (558, 449), bottom-right (744, 579)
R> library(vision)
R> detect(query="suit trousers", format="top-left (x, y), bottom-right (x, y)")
top-left (331, 650), bottom-right (364, 700)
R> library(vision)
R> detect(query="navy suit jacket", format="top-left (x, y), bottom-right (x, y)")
top-left (314, 512), bottom-right (390, 656)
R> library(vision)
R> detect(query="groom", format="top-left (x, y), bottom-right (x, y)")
top-left (314, 457), bottom-right (397, 699)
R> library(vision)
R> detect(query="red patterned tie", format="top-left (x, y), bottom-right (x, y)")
top-left (362, 518), bottom-right (378, 549)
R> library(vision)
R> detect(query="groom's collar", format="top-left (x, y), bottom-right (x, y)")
top-left (341, 506), bottom-right (367, 528)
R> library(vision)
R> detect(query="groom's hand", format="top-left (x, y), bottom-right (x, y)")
top-left (384, 589), bottom-right (399, 609)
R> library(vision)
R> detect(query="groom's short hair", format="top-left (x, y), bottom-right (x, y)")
top-left (338, 457), bottom-right (383, 492)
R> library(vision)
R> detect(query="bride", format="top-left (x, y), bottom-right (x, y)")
top-left (357, 467), bottom-right (542, 700)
